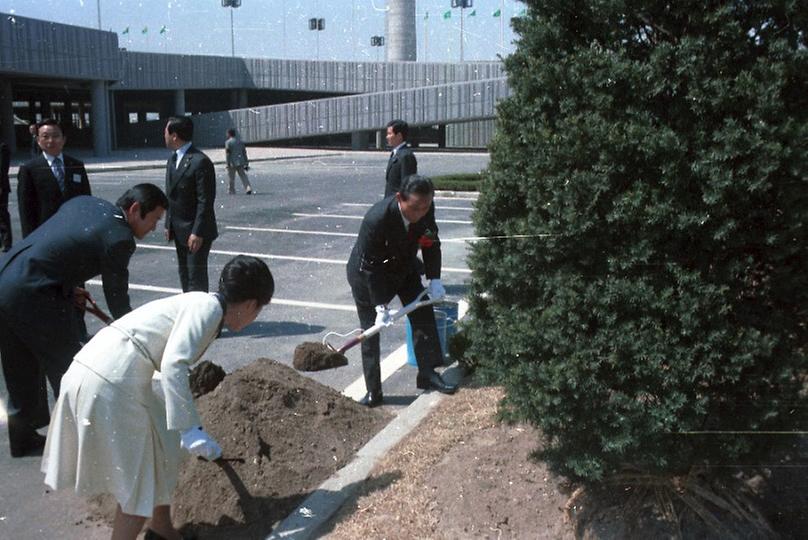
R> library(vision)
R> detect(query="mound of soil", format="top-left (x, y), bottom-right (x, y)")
top-left (189, 360), bottom-right (226, 397)
top-left (172, 358), bottom-right (391, 539)
top-left (293, 342), bottom-right (349, 371)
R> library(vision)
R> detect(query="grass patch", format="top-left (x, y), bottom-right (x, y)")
top-left (431, 172), bottom-right (483, 192)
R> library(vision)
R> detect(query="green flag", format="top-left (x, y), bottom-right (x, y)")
top-left (492, 9), bottom-right (501, 17)
top-left (469, 9), bottom-right (476, 16)
top-left (121, 26), bottom-right (129, 34)
top-left (141, 26), bottom-right (148, 34)
top-left (443, 10), bottom-right (451, 19)
top-left (159, 25), bottom-right (167, 34)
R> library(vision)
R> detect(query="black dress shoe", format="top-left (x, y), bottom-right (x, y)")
top-left (359, 391), bottom-right (383, 408)
top-left (144, 528), bottom-right (197, 540)
top-left (416, 371), bottom-right (458, 395)
top-left (9, 429), bottom-right (46, 458)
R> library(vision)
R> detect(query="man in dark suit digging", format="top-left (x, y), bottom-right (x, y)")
top-left (347, 175), bottom-right (457, 407)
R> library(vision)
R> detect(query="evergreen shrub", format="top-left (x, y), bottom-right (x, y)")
top-left (466, 1), bottom-right (808, 481)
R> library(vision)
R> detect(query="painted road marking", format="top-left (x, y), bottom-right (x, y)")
top-left (86, 279), bottom-right (356, 312)
top-left (341, 203), bottom-right (474, 211)
top-left (292, 212), bottom-right (473, 225)
top-left (342, 299), bottom-right (468, 401)
top-left (136, 243), bottom-right (472, 274)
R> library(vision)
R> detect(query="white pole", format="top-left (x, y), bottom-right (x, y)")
top-left (460, 7), bottom-right (464, 62)
top-left (96, 0), bottom-right (101, 29)
top-left (499, 0), bottom-right (504, 53)
top-left (423, 14), bottom-right (428, 62)
top-left (230, 8), bottom-right (235, 56)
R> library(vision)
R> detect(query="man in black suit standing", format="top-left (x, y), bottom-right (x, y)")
top-left (384, 119), bottom-right (417, 198)
top-left (347, 175), bottom-right (457, 407)
top-left (17, 119), bottom-right (92, 238)
top-left (0, 183), bottom-right (168, 457)
top-left (0, 138), bottom-right (11, 252)
top-left (164, 116), bottom-right (218, 292)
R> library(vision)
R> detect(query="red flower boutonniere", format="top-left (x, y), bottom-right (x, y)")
top-left (418, 229), bottom-right (437, 248)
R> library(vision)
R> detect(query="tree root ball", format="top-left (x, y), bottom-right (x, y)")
top-left (188, 360), bottom-right (226, 397)
top-left (293, 342), bottom-right (349, 371)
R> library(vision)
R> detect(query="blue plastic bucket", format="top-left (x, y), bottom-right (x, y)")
top-left (405, 300), bottom-right (459, 366)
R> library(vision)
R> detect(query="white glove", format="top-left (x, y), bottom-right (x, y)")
top-left (428, 279), bottom-right (446, 300)
top-left (374, 305), bottom-right (394, 327)
top-left (180, 426), bottom-right (222, 461)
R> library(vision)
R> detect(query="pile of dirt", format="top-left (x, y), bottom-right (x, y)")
top-left (188, 360), bottom-right (226, 397)
top-left (293, 342), bottom-right (349, 371)
top-left (170, 358), bottom-right (390, 538)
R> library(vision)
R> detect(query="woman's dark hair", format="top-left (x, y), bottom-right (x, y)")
top-left (115, 183), bottom-right (169, 218)
top-left (218, 255), bottom-right (274, 306)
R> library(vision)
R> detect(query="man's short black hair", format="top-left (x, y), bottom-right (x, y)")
top-left (218, 255), bottom-right (275, 306)
top-left (36, 118), bottom-right (64, 136)
top-left (399, 174), bottom-right (434, 198)
top-left (386, 119), bottom-right (409, 139)
top-left (116, 183), bottom-right (169, 218)
top-left (166, 116), bottom-right (194, 142)
top-left (226, 128), bottom-right (236, 137)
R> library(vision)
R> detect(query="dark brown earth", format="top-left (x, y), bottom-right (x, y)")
top-left (188, 360), bottom-right (226, 397)
top-left (292, 342), bottom-right (349, 371)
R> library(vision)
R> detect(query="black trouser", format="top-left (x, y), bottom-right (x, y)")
top-left (350, 271), bottom-right (443, 395)
top-left (0, 191), bottom-right (11, 251)
top-left (173, 236), bottom-right (213, 292)
top-left (0, 307), bottom-right (80, 432)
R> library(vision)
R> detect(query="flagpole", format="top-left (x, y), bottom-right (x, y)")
top-left (499, 0), bottom-right (504, 53)
top-left (460, 6), bottom-right (464, 62)
top-left (96, 0), bottom-right (101, 29)
top-left (423, 13), bottom-right (428, 62)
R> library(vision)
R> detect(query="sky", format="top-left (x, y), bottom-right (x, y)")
top-left (0, 0), bottom-right (523, 63)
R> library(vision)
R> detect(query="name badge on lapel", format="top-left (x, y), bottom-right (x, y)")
top-left (72, 174), bottom-right (82, 184)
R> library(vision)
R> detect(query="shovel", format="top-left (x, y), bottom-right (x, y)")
top-left (80, 292), bottom-right (113, 325)
top-left (325, 289), bottom-right (439, 354)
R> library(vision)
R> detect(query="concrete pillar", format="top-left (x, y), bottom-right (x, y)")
top-left (385, 0), bottom-right (416, 61)
top-left (237, 88), bottom-right (248, 108)
top-left (375, 129), bottom-right (385, 150)
top-left (90, 80), bottom-right (111, 156)
top-left (0, 80), bottom-right (16, 152)
top-left (174, 89), bottom-right (186, 116)
top-left (351, 131), bottom-right (369, 150)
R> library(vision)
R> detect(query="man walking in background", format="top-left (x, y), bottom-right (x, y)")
top-left (164, 116), bottom-right (218, 292)
top-left (17, 119), bottom-right (91, 238)
top-left (225, 128), bottom-right (253, 195)
top-left (384, 119), bottom-right (417, 197)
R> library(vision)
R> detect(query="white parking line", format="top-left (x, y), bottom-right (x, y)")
top-left (342, 299), bottom-right (469, 401)
top-left (227, 226), bottom-right (356, 237)
top-left (86, 279), bottom-right (356, 311)
top-left (136, 243), bottom-right (472, 274)
top-left (341, 203), bottom-right (474, 211)
top-left (293, 212), bottom-right (473, 225)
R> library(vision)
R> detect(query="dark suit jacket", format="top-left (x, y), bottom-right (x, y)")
top-left (165, 145), bottom-right (218, 244)
top-left (384, 145), bottom-right (417, 197)
top-left (347, 196), bottom-right (441, 306)
top-left (0, 142), bottom-right (9, 197)
top-left (17, 153), bottom-right (91, 237)
top-left (0, 196), bottom-right (135, 343)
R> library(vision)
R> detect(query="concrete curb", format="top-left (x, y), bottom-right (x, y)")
top-left (266, 363), bottom-right (465, 540)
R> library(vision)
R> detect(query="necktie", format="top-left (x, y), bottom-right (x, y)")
top-left (407, 222), bottom-right (416, 241)
top-left (53, 157), bottom-right (66, 193)
top-left (172, 152), bottom-right (179, 168)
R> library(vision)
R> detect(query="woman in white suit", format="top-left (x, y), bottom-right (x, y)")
top-left (41, 255), bottom-right (274, 540)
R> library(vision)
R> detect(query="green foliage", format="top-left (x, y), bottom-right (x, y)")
top-left (467, 0), bottom-right (808, 482)
top-left (431, 172), bottom-right (484, 192)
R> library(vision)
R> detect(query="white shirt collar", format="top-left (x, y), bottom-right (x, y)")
top-left (398, 201), bottom-right (410, 230)
top-left (43, 152), bottom-right (64, 166)
top-left (391, 141), bottom-right (407, 156)
top-left (175, 141), bottom-right (193, 168)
